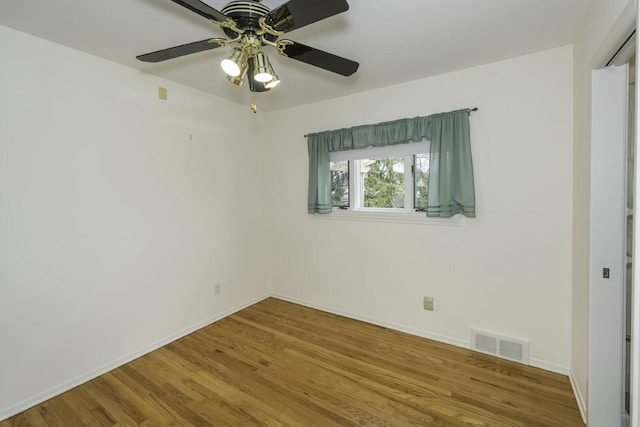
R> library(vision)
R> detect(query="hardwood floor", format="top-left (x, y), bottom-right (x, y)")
top-left (1, 298), bottom-right (584, 426)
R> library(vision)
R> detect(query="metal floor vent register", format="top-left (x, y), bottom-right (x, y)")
top-left (470, 328), bottom-right (530, 364)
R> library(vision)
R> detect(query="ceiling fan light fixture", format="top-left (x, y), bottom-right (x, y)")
top-left (227, 74), bottom-right (244, 86)
top-left (263, 61), bottom-right (280, 88)
top-left (221, 47), bottom-right (246, 77)
top-left (253, 51), bottom-right (273, 83)
top-left (265, 75), bottom-right (280, 89)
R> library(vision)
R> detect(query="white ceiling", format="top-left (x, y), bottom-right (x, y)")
top-left (0, 0), bottom-right (591, 111)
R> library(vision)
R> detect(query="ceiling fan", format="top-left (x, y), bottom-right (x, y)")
top-left (136, 0), bottom-right (359, 93)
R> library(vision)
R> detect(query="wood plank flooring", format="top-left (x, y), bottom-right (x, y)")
top-left (1, 298), bottom-right (584, 426)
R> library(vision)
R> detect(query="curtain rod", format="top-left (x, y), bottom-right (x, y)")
top-left (304, 107), bottom-right (478, 137)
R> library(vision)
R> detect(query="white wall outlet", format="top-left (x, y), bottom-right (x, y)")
top-left (423, 296), bottom-right (434, 311)
top-left (214, 284), bottom-right (221, 296)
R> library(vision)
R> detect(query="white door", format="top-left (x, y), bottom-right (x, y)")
top-left (590, 64), bottom-right (628, 426)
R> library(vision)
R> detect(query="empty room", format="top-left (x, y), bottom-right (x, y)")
top-left (1, 0), bottom-right (638, 425)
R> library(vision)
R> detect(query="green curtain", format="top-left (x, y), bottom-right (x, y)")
top-left (426, 110), bottom-right (476, 218)
top-left (307, 137), bottom-right (332, 214)
top-left (307, 109), bottom-right (475, 218)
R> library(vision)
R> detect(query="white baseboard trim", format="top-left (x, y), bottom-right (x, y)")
top-left (569, 369), bottom-right (588, 425)
top-left (529, 358), bottom-right (570, 376)
top-left (0, 293), bottom-right (270, 422)
top-left (272, 294), bottom-right (465, 352)
top-left (272, 293), bottom-right (571, 376)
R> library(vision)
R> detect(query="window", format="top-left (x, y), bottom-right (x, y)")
top-left (330, 142), bottom-right (430, 212)
top-left (308, 109), bottom-right (474, 219)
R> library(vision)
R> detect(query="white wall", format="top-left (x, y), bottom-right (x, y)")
top-left (267, 46), bottom-right (574, 371)
top-left (571, 36), bottom-right (592, 422)
top-left (0, 25), bottom-right (271, 418)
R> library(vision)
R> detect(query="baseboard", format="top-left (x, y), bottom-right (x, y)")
top-left (569, 369), bottom-right (588, 425)
top-left (529, 358), bottom-right (570, 375)
top-left (272, 293), bottom-right (571, 376)
top-left (272, 294), bottom-right (467, 351)
top-left (0, 293), bottom-right (270, 422)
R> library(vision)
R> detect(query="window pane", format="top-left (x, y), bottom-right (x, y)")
top-left (360, 157), bottom-right (405, 208)
top-left (330, 161), bottom-right (349, 207)
top-left (414, 153), bottom-right (430, 210)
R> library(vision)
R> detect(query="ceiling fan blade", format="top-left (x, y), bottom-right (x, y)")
top-left (137, 39), bottom-right (222, 63)
top-left (280, 41), bottom-right (358, 76)
top-left (170, 0), bottom-right (228, 22)
top-left (267, 0), bottom-right (349, 33)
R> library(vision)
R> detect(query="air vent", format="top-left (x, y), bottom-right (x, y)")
top-left (471, 328), bottom-right (529, 364)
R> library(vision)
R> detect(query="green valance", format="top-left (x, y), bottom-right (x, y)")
top-left (307, 109), bottom-right (476, 218)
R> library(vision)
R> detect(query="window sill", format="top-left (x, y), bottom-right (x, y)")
top-left (313, 209), bottom-right (462, 226)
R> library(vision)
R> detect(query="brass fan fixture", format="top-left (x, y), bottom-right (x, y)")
top-left (137, 0), bottom-right (359, 92)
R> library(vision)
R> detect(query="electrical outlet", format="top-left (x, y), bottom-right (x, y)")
top-left (423, 296), bottom-right (434, 311)
top-left (214, 284), bottom-right (221, 295)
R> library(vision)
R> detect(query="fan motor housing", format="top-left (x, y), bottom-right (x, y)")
top-left (221, 0), bottom-right (276, 41)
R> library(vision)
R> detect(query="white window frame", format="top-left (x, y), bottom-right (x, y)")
top-left (325, 141), bottom-right (460, 226)
top-left (349, 155), bottom-right (415, 213)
